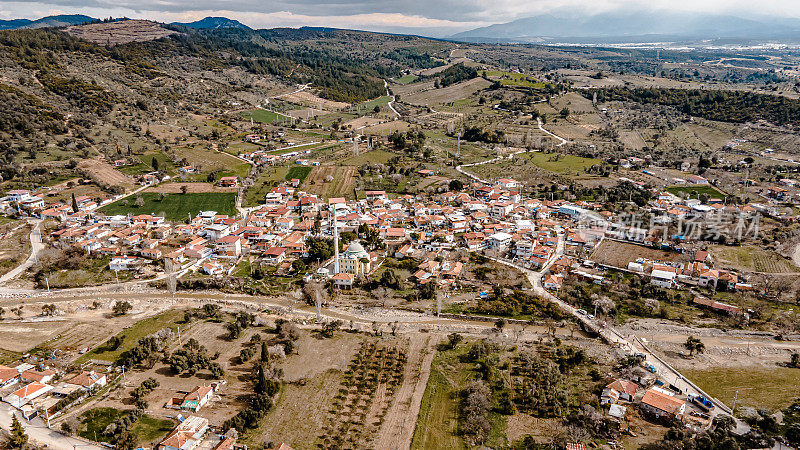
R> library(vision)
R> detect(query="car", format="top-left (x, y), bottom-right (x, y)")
top-left (668, 384), bottom-right (683, 395)
top-left (646, 364), bottom-right (657, 373)
top-left (587, 314), bottom-right (595, 320)
top-left (576, 309), bottom-right (587, 315)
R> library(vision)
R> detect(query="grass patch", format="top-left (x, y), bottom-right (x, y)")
top-left (526, 152), bottom-right (602, 174)
top-left (78, 309), bottom-right (186, 363)
top-left (683, 366), bottom-right (800, 412)
top-left (0, 348), bottom-right (21, 365)
top-left (395, 75), bottom-right (419, 85)
top-left (357, 96), bottom-right (392, 111)
top-left (240, 109), bottom-right (279, 124)
top-left (132, 415), bottom-right (175, 443)
top-left (480, 70), bottom-right (547, 89)
top-left (286, 166), bottom-right (313, 182)
top-left (99, 192), bottom-right (237, 221)
top-left (78, 407), bottom-right (126, 442)
top-left (411, 362), bottom-right (466, 450)
top-left (665, 184), bottom-right (726, 199)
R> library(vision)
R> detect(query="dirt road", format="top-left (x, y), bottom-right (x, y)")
top-left (374, 334), bottom-right (438, 449)
top-left (0, 220), bottom-right (43, 285)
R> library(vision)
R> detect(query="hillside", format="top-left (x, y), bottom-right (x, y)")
top-left (0, 14), bottom-right (94, 31)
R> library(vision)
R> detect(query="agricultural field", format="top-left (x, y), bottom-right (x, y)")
top-left (665, 184), bottom-right (726, 199)
top-left (240, 109), bottom-right (280, 124)
top-left (99, 192), bottom-right (237, 221)
top-left (526, 152), bottom-right (602, 175)
top-left (304, 166), bottom-right (358, 198)
top-left (173, 146), bottom-right (251, 180)
top-left (683, 366), bottom-right (800, 412)
top-left (286, 166), bottom-right (313, 182)
top-left (394, 75), bottom-right (419, 85)
top-left (480, 70), bottom-right (547, 89)
top-left (340, 149), bottom-right (397, 166)
top-left (78, 159), bottom-right (136, 189)
top-left (710, 245), bottom-right (800, 273)
top-left (402, 78), bottom-right (492, 106)
top-left (590, 239), bottom-right (690, 269)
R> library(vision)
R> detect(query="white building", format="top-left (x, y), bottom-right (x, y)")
top-left (338, 242), bottom-right (371, 275)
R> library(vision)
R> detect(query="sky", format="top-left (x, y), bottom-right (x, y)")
top-left (1, 0), bottom-right (799, 36)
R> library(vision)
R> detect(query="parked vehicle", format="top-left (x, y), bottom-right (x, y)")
top-left (668, 384), bottom-right (683, 395)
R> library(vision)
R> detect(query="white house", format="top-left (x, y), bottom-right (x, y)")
top-left (3, 382), bottom-right (53, 408)
top-left (65, 371), bottom-right (107, 391)
top-left (158, 416), bottom-right (209, 450)
top-left (650, 269), bottom-right (676, 289)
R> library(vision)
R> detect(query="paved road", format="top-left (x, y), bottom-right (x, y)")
top-left (0, 403), bottom-right (102, 450)
top-left (384, 80), bottom-right (401, 119)
top-left (489, 232), bottom-right (740, 428)
top-left (0, 220), bottom-right (43, 285)
top-left (537, 117), bottom-right (569, 147)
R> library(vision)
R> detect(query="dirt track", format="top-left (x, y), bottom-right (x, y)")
top-left (374, 334), bottom-right (438, 449)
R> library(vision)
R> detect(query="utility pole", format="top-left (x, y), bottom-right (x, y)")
top-left (732, 389), bottom-right (739, 414)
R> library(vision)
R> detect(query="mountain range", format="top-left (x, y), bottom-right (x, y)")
top-left (171, 16), bottom-right (250, 30)
top-left (451, 12), bottom-right (800, 44)
top-left (0, 14), bottom-right (93, 30)
top-left (0, 14), bottom-right (250, 31)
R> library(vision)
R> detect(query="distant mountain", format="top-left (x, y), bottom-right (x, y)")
top-left (451, 12), bottom-right (800, 44)
top-left (172, 17), bottom-right (250, 30)
top-left (0, 14), bottom-right (94, 30)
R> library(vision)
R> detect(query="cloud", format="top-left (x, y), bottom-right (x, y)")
top-left (2, 0), bottom-right (800, 35)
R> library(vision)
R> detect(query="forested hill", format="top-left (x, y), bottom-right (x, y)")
top-left (586, 87), bottom-right (800, 127)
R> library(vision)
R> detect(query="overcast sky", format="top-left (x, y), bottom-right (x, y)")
top-left (1, 0), bottom-right (799, 36)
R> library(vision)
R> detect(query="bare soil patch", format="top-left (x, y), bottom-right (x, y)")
top-left (282, 91), bottom-right (349, 110)
top-left (78, 159), bottom-right (135, 189)
top-left (590, 239), bottom-right (690, 269)
top-left (65, 20), bottom-right (178, 45)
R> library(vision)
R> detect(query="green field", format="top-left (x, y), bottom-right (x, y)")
top-left (411, 344), bottom-right (506, 449)
top-left (78, 309), bottom-right (186, 363)
top-left (132, 415), bottom-right (175, 443)
top-left (480, 70), bottom-right (547, 89)
top-left (357, 96), bottom-right (392, 111)
top-left (99, 192), bottom-right (237, 221)
top-left (286, 166), bottom-right (313, 182)
top-left (684, 367), bottom-right (800, 412)
top-left (395, 75), bottom-right (419, 85)
top-left (240, 109), bottom-right (280, 124)
top-left (79, 407), bottom-right (125, 442)
top-left (119, 151), bottom-right (176, 176)
top-left (527, 152), bottom-right (601, 174)
top-left (665, 184), bottom-right (726, 199)
top-left (79, 408), bottom-right (174, 444)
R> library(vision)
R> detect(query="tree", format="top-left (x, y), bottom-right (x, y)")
top-left (495, 318), bottom-right (506, 332)
top-left (112, 301), bottom-right (132, 316)
top-left (684, 336), bottom-right (705, 356)
top-left (373, 105), bottom-right (380, 113)
top-left (60, 421), bottom-right (73, 435)
top-left (180, 185), bottom-right (188, 194)
top-left (448, 179), bottom-right (464, 191)
top-left (9, 414), bottom-right (28, 449)
top-left (790, 352), bottom-right (800, 368)
top-left (71, 192), bottom-right (79, 213)
top-left (41, 304), bottom-right (56, 316)
top-left (151, 156), bottom-right (160, 171)
top-left (321, 319), bottom-right (343, 338)
top-left (560, 107), bottom-right (570, 118)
